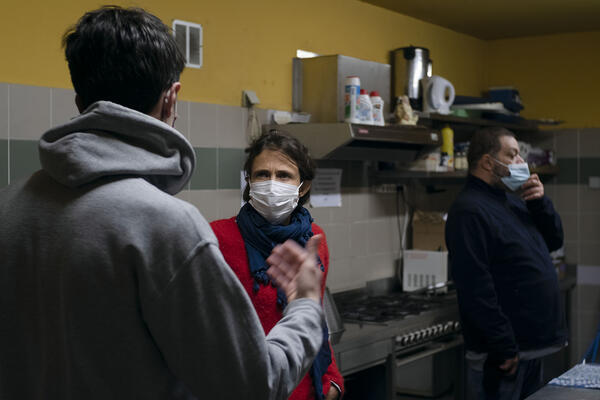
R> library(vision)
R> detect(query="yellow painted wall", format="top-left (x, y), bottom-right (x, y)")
top-left (0, 0), bottom-right (486, 110)
top-left (486, 31), bottom-right (600, 129)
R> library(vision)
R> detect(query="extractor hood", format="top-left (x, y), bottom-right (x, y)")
top-left (265, 123), bottom-right (441, 162)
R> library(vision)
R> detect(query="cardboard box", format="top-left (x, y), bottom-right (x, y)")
top-left (412, 211), bottom-right (447, 251)
top-left (402, 250), bottom-right (448, 292)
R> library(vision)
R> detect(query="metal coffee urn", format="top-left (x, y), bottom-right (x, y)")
top-left (391, 46), bottom-right (432, 110)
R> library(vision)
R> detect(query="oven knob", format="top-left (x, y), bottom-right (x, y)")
top-left (415, 331), bottom-right (423, 341)
top-left (444, 322), bottom-right (452, 333)
top-left (434, 324), bottom-right (442, 335)
top-left (408, 333), bottom-right (415, 344)
top-left (424, 328), bottom-right (432, 338)
top-left (401, 336), bottom-right (409, 346)
top-left (453, 321), bottom-right (461, 331)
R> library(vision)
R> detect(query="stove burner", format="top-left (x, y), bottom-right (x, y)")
top-left (336, 291), bottom-right (456, 324)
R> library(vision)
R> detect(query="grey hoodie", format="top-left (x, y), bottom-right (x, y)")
top-left (0, 101), bottom-right (324, 400)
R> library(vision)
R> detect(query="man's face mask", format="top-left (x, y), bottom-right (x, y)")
top-left (492, 158), bottom-right (530, 191)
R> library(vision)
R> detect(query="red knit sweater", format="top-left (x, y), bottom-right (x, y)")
top-left (210, 217), bottom-right (344, 399)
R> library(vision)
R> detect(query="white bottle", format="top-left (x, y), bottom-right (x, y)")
top-left (369, 91), bottom-right (385, 126)
top-left (358, 89), bottom-right (374, 124)
top-left (344, 76), bottom-right (361, 123)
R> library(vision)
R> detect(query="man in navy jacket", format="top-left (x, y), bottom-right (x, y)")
top-left (446, 127), bottom-right (566, 399)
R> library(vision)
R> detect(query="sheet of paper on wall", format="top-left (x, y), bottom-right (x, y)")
top-left (240, 170), bottom-right (247, 207)
top-left (310, 168), bottom-right (343, 208)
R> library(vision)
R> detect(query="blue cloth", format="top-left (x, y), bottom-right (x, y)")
top-left (236, 203), bottom-right (330, 399)
top-left (445, 175), bottom-right (567, 360)
top-left (467, 358), bottom-right (543, 400)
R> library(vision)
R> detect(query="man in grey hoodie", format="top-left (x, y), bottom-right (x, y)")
top-left (0, 6), bottom-right (325, 400)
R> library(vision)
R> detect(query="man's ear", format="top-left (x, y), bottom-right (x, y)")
top-left (299, 181), bottom-right (312, 197)
top-left (479, 154), bottom-right (494, 172)
top-left (161, 82), bottom-right (181, 121)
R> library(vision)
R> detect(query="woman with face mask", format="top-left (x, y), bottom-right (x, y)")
top-left (210, 130), bottom-right (344, 400)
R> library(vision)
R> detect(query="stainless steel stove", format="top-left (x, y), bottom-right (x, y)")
top-left (329, 285), bottom-right (464, 399)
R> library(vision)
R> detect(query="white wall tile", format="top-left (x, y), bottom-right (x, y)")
top-left (554, 129), bottom-right (579, 158)
top-left (216, 189), bottom-right (243, 220)
top-left (579, 243), bottom-right (600, 266)
top-left (561, 213), bottom-right (579, 242)
top-left (348, 189), bottom-right (370, 222)
top-left (187, 189), bottom-right (219, 223)
top-left (349, 221), bottom-right (369, 257)
top-left (579, 129), bottom-right (600, 157)
top-left (328, 256), bottom-right (367, 293)
top-left (216, 104), bottom-right (245, 148)
top-left (580, 215), bottom-right (600, 241)
top-left (552, 184), bottom-right (578, 215)
top-left (190, 102), bottom-right (217, 147)
top-left (0, 83), bottom-right (7, 139)
top-left (329, 190), bottom-right (351, 223)
top-left (51, 88), bottom-right (78, 127)
top-left (322, 223), bottom-right (350, 261)
top-left (368, 218), bottom-right (396, 255)
top-left (9, 84), bottom-right (51, 140)
top-left (174, 101), bottom-right (190, 140)
top-left (580, 186), bottom-right (600, 214)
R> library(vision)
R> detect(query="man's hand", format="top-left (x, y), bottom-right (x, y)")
top-left (520, 173), bottom-right (544, 201)
top-left (325, 385), bottom-right (340, 400)
top-left (498, 355), bottom-right (519, 376)
top-left (266, 235), bottom-right (322, 303)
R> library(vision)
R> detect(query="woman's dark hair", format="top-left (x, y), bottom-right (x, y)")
top-left (467, 127), bottom-right (516, 172)
top-left (243, 129), bottom-right (316, 206)
top-left (63, 6), bottom-right (186, 113)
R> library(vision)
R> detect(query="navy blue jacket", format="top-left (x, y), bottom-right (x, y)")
top-left (445, 175), bottom-right (567, 360)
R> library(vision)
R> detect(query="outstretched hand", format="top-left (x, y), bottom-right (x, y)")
top-left (266, 235), bottom-right (322, 304)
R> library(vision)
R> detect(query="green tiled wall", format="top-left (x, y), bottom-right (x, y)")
top-left (218, 148), bottom-right (245, 189)
top-left (0, 139), bottom-right (7, 187)
top-left (556, 157), bottom-right (600, 184)
top-left (10, 140), bottom-right (40, 183)
top-left (190, 147), bottom-right (217, 190)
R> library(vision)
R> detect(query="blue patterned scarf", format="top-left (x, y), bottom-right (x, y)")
top-left (236, 203), bottom-right (331, 399)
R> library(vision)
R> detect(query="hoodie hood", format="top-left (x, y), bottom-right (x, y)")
top-left (39, 101), bottom-right (195, 195)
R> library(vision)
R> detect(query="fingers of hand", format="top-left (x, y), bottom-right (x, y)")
top-left (306, 234), bottom-right (322, 257)
top-left (266, 249), bottom-right (298, 283)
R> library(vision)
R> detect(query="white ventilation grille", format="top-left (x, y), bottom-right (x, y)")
top-left (173, 20), bottom-right (203, 69)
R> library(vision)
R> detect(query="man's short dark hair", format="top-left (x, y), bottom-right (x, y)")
top-left (467, 127), bottom-right (516, 172)
top-left (63, 6), bottom-right (185, 113)
top-left (243, 129), bottom-right (316, 207)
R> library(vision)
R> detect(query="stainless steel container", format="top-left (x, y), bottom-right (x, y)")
top-left (323, 287), bottom-right (345, 345)
top-left (391, 46), bottom-right (432, 108)
top-left (292, 55), bottom-right (391, 123)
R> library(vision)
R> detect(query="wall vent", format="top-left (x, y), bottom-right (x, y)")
top-left (173, 20), bottom-right (203, 69)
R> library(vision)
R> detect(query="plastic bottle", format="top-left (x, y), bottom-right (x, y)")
top-left (440, 125), bottom-right (454, 171)
top-left (358, 89), bottom-right (374, 124)
top-left (369, 91), bottom-right (385, 126)
top-left (344, 76), bottom-right (361, 123)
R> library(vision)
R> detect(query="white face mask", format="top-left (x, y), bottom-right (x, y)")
top-left (249, 180), bottom-right (302, 225)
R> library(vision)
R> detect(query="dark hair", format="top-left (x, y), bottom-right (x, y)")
top-left (467, 127), bottom-right (516, 172)
top-left (243, 129), bottom-right (316, 206)
top-left (63, 6), bottom-right (185, 113)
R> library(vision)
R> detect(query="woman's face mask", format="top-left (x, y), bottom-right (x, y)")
top-left (249, 180), bottom-right (302, 225)
top-left (492, 158), bottom-right (530, 191)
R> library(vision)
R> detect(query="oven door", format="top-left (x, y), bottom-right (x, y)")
top-left (395, 336), bottom-right (464, 398)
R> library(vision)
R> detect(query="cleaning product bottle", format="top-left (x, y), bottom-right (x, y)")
top-left (370, 91), bottom-right (385, 126)
top-left (344, 76), bottom-right (361, 123)
top-left (358, 89), bottom-right (374, 124)
top-left (441, 125), bottom-right (454, 171)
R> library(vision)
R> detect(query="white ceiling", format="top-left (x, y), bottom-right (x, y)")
top-left (362, 0), bottom-right (600, 40)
